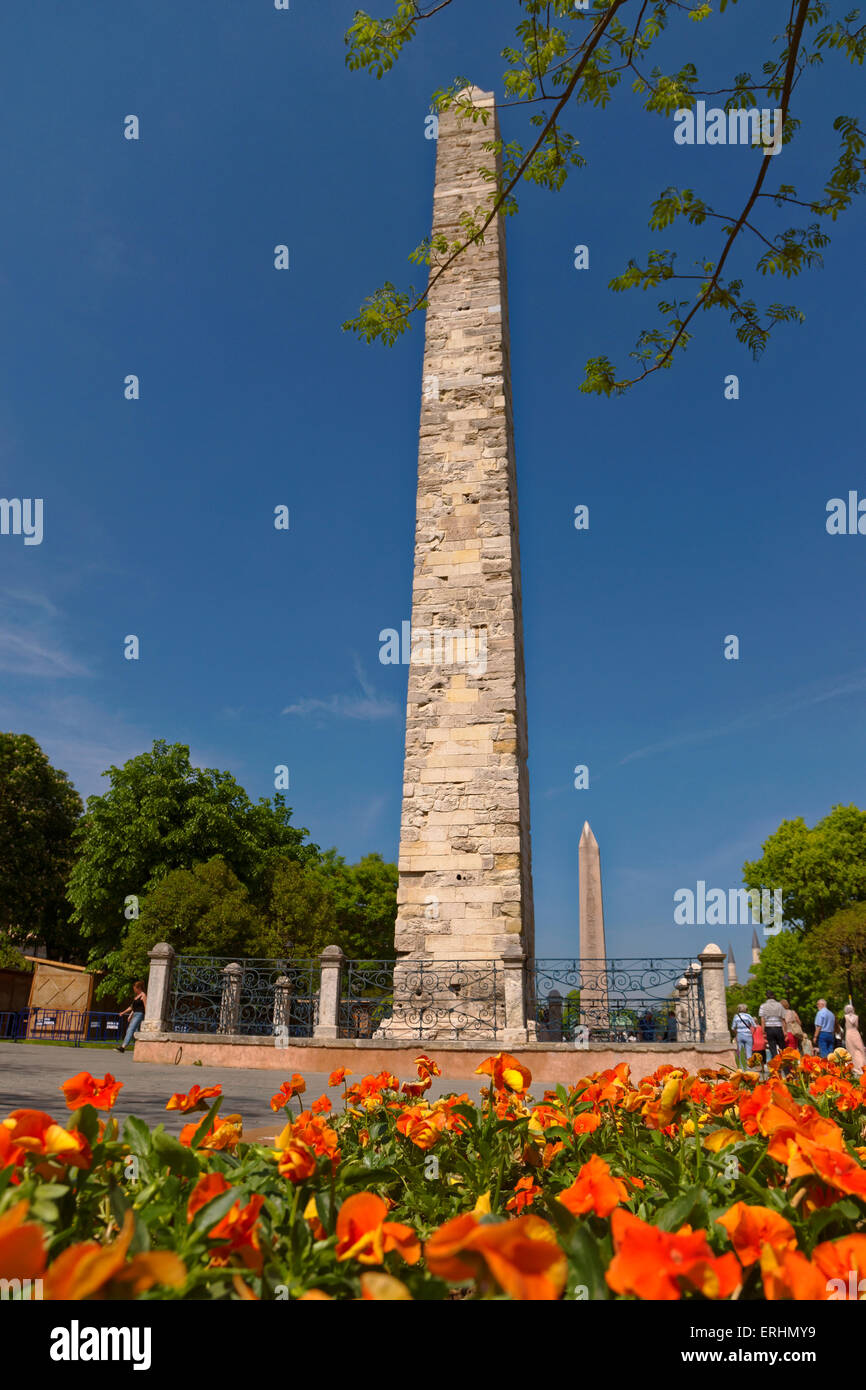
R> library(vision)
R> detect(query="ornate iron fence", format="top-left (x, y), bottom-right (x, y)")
top-left (341, 960), bottom-right (394, 1038)
top-left (342, 959), bottom-right (503, 1040)
top-left (163, 953), bottom-right (706, 1043)
top-left (169, 956), bottom-right (319, 1037)
top-left (531, 958), bottom-right (705, 1043)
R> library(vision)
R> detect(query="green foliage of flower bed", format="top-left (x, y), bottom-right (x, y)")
top-left (2, 1051), bottom-right (865, 1301)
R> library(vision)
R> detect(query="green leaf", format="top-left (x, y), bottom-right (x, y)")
top-left (190, 1187), bottom-right (241, 1235)
top-left (655, 1184), bottom-right (708, 1232)
top-left (123, 1115), bottom-right (152, 1160)
top-left (189, 1097), bottom-right (223, 1150)
top-left (151, 1130), bottom-right (200, 1181)
top-left (108, 1181), bottom-right (131, 1231)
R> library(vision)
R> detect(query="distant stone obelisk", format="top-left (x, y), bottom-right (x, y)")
top-left (386, 87), bottom-right (534, 1036)
top-left (578, 822), bottom-right (609, 1029)
top-left (727, 943), bottom-right (738, 988)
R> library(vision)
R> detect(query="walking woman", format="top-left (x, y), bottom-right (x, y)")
top-left (116, 980), bottom-right (147, 1053)
top-left (731, 1005), bottom-right (755, 1068)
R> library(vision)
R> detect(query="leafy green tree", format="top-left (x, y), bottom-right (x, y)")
top-left (68, 740), bottom-right (318, 967)
top-left (742, 929), bottom-right (831, 1022)
top-left (343, 2), bottom-right (866, 392)
top-left (319, 851), bottom-right (398, 960)
top-left (260, 851), bottom-right (398, 960)
top-left (725, 982), bottom-right (750, 1025)
top-left (260, 858), bottom-right (340, 959)
top-left (808, 902), bottom-right (866, 1012)
top-left (0, 939), bottom-right (32, 972)
top-left (0, 733), bottom-right (83, 959)
top-left (103, 858), bottom-right (269, 998)
top-left (743, 804), bottom-right (866, 931)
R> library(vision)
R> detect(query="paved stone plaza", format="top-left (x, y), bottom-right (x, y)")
top-left (0, 1042), bottom-right (491, 1133)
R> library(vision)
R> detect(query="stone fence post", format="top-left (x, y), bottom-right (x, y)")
top-left (674, 975), bottom-right (689, 1039)
top-left (273, 975), bottom-right (292, 1043)
top-left (698, 942), bottom-right (728, 1044)
top-left (501, 941), bottom-right (527, 1045)
top-left (685, 962), bottom-right (702, 1043)
top-left (141, 942), bottom-right (175, 1036)
top-left (314, 945), bottom-right (344, 1039)
top-left (219, 962), bottom-right (243, 1034)
top-left (544, 989), bottom-right (563, 1042)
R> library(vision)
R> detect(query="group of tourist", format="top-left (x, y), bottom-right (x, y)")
top-left (730, 992), bottom-right (866, 1072)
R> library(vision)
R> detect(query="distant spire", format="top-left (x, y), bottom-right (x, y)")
top-left (727, 944), bottom-right (738, 987)
top-left (751, 928), bottom-right (761, 966)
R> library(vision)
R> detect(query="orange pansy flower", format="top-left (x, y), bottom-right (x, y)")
top-left (0, 1124), bottom-right (24, 1180)
top-left (475, 1053), bottom-right (532, 1095)
top-left (3, 1110), bottom-right (92, 1176)
top-left (335, 1193), bottom-right (421, 1267)
top-left (61, 1071), bottom-right (122, 1112)
top-left (759, 1243), bottom-right (827, 1301)
top-left (703, 1129), bottom-right (742, 1152)
top-left (274, 1126), bottom-right (318, 1183)
top-left (165, 1083), bottom-right (222, 1113)
top-left (812, 1234), bottom-right (866, 1296)
top-left (643, 1070), bottom-right (692, 1130)
top-left (290, 1112), bottom-right (340, 1167)
top-left (328, 1067), bottom-right (352, 1087)
top-left (44, 1211), bottom-right (186, 1300)
top-left (311, 1095), bottom-right (332, 1116)
top-left (187, 1171), bottom-right (231, 1222)
top-left (785, 1136), bottom-right (866, 1198)
top-left (557, 1155), bottom-right (630, 1220)
top-left (715, 1202), bottom-right (797, 1266)
top-left (572, 1112), bottom-right (602, 1136)
top-left (269, 1076), bottom-right (306, 1111)
top-left (179, 1114), bottom-right (242, 1151)
top-left (395, 1106), bottom-right (446, 1151)
top-left (426, 1212), bottom-right (567, 1301)
top-left (400, 1078), bottom-right (433, 1099)
top-left (0, 1200), bottom-right (46, 1283)
top-left (209, 1193), bottom-right (264, 1274)
top-left (528, 1104), bottom-right (568, 1135)
top-left (606, 1210), bottom-right (742, 1302)
top-left (437, 1094), bottom-right (472, 1134)
top-left (414, 1054), bottom-right (442, 1080)
top-left (505, 1176), bottom-right (543, 1215)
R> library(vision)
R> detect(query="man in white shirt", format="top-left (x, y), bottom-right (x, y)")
top-left (759, 993), bottom-right (786, 1059)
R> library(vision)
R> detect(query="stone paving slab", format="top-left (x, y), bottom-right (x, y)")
top-left (0, 1042), bottom-right (491, 1136)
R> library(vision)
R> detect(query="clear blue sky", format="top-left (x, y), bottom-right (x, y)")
top-left (2, 3), bottom-right (863, 975)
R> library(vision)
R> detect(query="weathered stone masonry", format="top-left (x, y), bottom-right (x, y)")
top-left (394, 88), bottom-right (535, 968)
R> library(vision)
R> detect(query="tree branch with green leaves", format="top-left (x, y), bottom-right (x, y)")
top-left (342, 0), bottom-right (865, 393)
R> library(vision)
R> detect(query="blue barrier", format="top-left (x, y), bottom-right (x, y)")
top-left (0, 1009), bottom-right (124, 1045)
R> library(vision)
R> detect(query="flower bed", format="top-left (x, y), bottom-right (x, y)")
top-left (1, 1049), bottom-right (865, 1300)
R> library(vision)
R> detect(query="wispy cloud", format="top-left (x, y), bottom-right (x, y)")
top-left (618, 671), bottom-right (866, 766)
top-left (5, 590), bottom-right (59, 618)
top-left (282, 656), bottom-right (400, 722)
top-left (0, 590), bottom-right (91, 678)
top-left (0, 623), bottom-right (90, 678)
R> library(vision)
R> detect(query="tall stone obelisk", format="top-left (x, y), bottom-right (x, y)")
top-left (578, 822), bottom-right (609, 1030)
top-left (390, 87), bottom-right (534, 1032)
